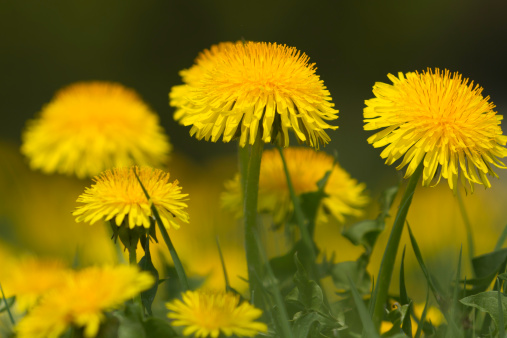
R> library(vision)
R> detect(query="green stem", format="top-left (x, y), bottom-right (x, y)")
top-left (371, 162), bottom-right (423, 330)
top-left (133, 171), bottom-right (190, 291)
top-left (241, 131), bottom-right (264, 303)
top-left (0, 282), bottom-right (14, 325)
top-left (456, 188), bottom-right (475, 265)
top-left (127, 241), bottom-right (144, 313)
top-left (157, 222), bottom-right (190, 291)
top-left (276, 146), bottom-right (330, 308)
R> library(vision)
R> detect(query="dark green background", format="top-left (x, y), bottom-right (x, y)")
top-left (2, 1), bottom-right (506, 191)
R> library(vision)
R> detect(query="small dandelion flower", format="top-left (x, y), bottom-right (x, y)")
top-left (222, 147), bottom-right (369, 225)
top-left (364, 68), bottom-right (507, 192)
top-left (166, 290), bottom-right (268, 337)
top-left (170, 41), bottom-right (339, 149)
top-left (22, 82), bottom-right (171, 178)
top-left (15, 265), bottom-right (154, 338)
top-left (73, 166), bottom-right (189, 230)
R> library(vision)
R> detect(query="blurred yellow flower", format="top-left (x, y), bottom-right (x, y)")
top-left (364, 68), bottom-right (507, 192)
top-left (21, 82), bottom-right (171, 178)
top-left (166, 290), bottom-right (268, 337)
top-left (222, 147), bottom-right (369, 225)
top-left (73, 166), bottom-right (189, 229)
top-left (170, 41), bottom-right (338, 149)
top-left (15, 265), bottom-right (154, 338)
top-left (1, 257), bottom-right (68, 312)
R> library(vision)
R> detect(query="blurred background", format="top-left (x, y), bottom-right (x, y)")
top-left (1, 0), bottom-right (507, 302)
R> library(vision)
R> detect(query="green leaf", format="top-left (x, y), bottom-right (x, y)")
top-left (114, 303), bottom-right (146, 338)
top-left (342, 186), bottom-right (398, 253)
top-left (291, 311), bottom-right (344, 338)
top-left (399, 247), bottom-right (412, 337)
top-left (142, 318), bottom-right (178, 337)
top-left (328, 260), bottom-right (371, 295)
top-left (407, 224), bottom-right (446, 306)
top-left (460, 291), bottom-right (507, 334)
top-left (415, 287), bottom-right (429, 338)
top-left (472, 248), bottom-right (507, 279)
top-left (138, 236), bottom-right (159, 316)
top-left (382, 303), bottom-right (410, 337)
top-left (290, 253), bottom-right (327, 314)
top-left (495, 224), bottom-right (507, 251)
top-left (347, 274), bottom-right (379, 338)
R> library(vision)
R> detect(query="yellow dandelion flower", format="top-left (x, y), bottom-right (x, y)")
top-left (73, 166), bottom-right (189, 229)
top-left (222, 147), bottom-right (369, 225)
top-left (166, 290), bottom-right (268, 337)
top-left (364, 68), bottom-right (507, 192)
top-left (15, 265), bottom-right (154, 338)
top-left (1, 257), bottom-right (69, 312)
top-left (21, 82), bottom-right (171, 178)
top-left (170, 41), bottom-right (241, 122)
top-left (170, 41), bottom-right (339, 149)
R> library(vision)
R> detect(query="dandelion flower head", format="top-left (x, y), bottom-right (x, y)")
top-left (15, 265), bottom-right (154, 338)
top-left (222, 147), bottom-right (369, 225)
top-left (166, 290), bottom-right (268, 337)
top-left (73, 166), bottom-right (189, 229)
top-left (364, 69), bottom-right (507, 192)
top-left (170, 41), bottom-right (339, 149)
top-left (22, 82), bottom-right (171, 178)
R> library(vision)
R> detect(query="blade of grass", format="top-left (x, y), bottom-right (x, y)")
top-left (371, 162), bottom-right (423, 330)
top-left (495, 224), bottom-right (507, 251)
top-left (134, 170), bottom-right (189, 291)
top-left (400, 246), bottom-right (412, 336)
top-left (347, 275), bottom-right (379, 338)
top-left (415, 285), bottom-right (430, 338)
top-left (215, 237), bottom-right (231, 292)
top-left (0, 282), bottom-right (14, 325)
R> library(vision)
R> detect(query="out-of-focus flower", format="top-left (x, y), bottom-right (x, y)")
top-left (22, 82), bottom-right (171, 178)
top-left (222, 147), bottom-right (369, 225)
top-left (73, 166), bottom-right (189, 230)
top-left (15, 265), bottom-right (154, 338)
top-left (364, 68), bottom-right (507, 192)
top-left (170, 41), bottom-right (338, 149)
top-left (1, 257), bottom-right (69, 312)
top-left (166, 290), bottom-right (268, 337)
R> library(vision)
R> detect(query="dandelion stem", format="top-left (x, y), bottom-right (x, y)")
top-left (371, 162), bottom-right (423, 331)
top-left (456, 188), bottom-right (475, 264)
top-left (241, 131), bottom-right (264, 304)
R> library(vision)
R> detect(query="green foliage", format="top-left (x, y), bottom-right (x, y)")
top-left (287, 254), bottom-right (345, 337)
top-left (112, 303), bottom-right (178, 338)
top-left (342, 186), bottom-right (398, 254)
top-left (138, 236), bottom-right (159, 316)
top-left (460, 291), bottom-right (507, 334)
